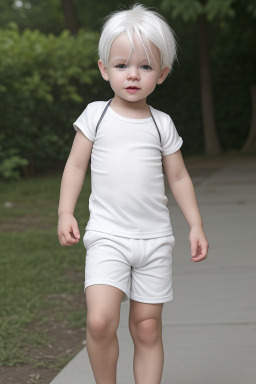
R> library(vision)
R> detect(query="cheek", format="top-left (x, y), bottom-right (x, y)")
top-left (143, 74), bottom-right (159, 90)
top-left (109, 72), bottom-right (124, 87)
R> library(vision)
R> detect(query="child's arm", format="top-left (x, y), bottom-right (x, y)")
top-left (57, 129), bottom-right (93, 246)
top-left (162, 150), bottom-right (208, 262)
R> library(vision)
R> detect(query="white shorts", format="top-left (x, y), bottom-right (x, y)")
top-left (83, 230), bottom-right (175, 304)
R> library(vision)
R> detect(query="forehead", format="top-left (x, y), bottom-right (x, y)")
top-left (109, 33), bottom-right (160, 63)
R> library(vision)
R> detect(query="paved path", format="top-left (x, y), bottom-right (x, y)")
top-left (50, 157), bottom-right (256, 384)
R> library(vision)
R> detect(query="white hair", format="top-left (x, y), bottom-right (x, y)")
top-left (98, 3), bottom-right (177, 73)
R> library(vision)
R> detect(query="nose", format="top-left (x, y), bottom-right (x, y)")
top-left (127, 67), bottom-right (140, 80)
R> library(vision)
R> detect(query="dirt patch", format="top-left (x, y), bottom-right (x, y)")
top-left (0, 364), bottom-right (58, 384)
top-left (0, 215), bottom-right (53, 232)
top-left (0, 292), bottom-right (87, 384)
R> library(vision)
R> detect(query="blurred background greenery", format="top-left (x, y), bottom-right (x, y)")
top-left (0, 0), bottom-right (256, 180)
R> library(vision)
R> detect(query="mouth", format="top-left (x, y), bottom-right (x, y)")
top-left (126, 86), bottom-right (140, 93)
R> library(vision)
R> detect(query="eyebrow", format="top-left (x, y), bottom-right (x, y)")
top-left (111, 57), bottom-right (128, 61)
top-left (110, 57), bottom-right (151, 64)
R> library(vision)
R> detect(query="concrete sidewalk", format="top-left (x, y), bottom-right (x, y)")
top-left (50, 157), bottom-right (256, 384)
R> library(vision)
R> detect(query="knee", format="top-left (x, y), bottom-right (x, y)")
top-left (130, 318), bottom-right (161, 346)
top-left (87, 314), bottom-right (118, 341)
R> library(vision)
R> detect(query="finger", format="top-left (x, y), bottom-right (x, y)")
top-left (62, 231), bottom-right (78, 246)
top-left (191, 257), bottom-right (202, 262)
top-left (190, 242), bottom-right (198, 257)
top-left (59, 234), bottom-right (68, 246)
top-left (62, 234), bottom-right (74, 246)
top-left (191, 250), bottom-right (207, 262)
top-left (66, 232), bottom-right (80, 244)
top-left (201, 243), bottom-right (208, 258)
top-left (71, 224), bottom-right (80, 240)
top-left (69, 230), bottom-right (80, 243)
top-left (191, 255), bottom-right (207, 262)
top-left (58, 230), bottom-right (66, 245)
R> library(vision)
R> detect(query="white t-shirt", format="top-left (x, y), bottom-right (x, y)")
top-left (73, 100), bottom-right (183, 239)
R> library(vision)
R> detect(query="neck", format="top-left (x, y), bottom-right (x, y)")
top-left (110, 96), bottom-right (150, 118)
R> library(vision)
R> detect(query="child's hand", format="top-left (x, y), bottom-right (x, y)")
top-left (189, 226), bottom-right (208, 262)
top-left (57, 213), bottom-right (80, 246)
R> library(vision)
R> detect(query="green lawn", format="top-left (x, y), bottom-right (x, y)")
top-left (0, 172), bottom-right (91, 366)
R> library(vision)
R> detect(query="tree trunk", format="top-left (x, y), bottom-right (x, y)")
top-left (198, 12), bottom-right (222, 154)
top-left (242, 85), bottom-right (256, 153)
top-left (61, 0), bottom-right (79, 35)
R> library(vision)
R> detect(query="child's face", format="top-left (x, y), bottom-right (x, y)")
top-left (98, 33), bottom-right (169, 105)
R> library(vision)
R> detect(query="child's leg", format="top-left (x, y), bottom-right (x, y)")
top-left (129, 300), bottom-right (164, 384)
top-left (85, 284), bottom-right (123, 384)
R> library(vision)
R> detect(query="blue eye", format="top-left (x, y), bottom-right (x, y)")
top-left (141, 65), bottom-right (152, 70)
top-left (115, 64), bottom-right (127, 69)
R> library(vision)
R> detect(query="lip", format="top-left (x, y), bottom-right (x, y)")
top-left (125, 86), bottom-right (140, 94)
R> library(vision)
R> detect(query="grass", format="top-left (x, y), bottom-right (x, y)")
top-left (0, 171), bottom-right (91, 366)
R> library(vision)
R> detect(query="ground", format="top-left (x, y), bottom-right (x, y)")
top-left (0, 291), bottom-right (87, 384)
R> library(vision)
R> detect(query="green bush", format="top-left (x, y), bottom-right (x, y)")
top-left (0, 24), bottom-right (100, 179)
top-left (0, 148), bottom-right (28, 180)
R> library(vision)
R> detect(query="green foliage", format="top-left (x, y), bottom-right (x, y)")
top-left (0, 0), bottom-right (65, 34)
top-left (161, 0), bottom-right (236, 21)
top-left (205, 0), bottom-right (236, 20)
top-left (0, 138), bottom-right (28, 180)
top-left (161, 0), bottom-right (203, 21)
top-left (0, 0), bottom-right (156, 34)
top-left (0, 153), bottom-right (28, 180)
top-left (247, 2), bottom-right (256, 18)
top-left (209, 1), bottom-right (256, 150)
top-left (0, 24), bottom-right (100, 178)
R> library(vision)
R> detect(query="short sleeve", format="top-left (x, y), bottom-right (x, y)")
top-left (161, 116), bottom-right (183, 156)
top-left (73, 103), bottom-right (95, 142)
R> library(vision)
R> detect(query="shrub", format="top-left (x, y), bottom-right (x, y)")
top-left (0, 24), bottom-right (100, 179)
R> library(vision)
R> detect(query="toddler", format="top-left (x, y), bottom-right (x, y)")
top-left (58, 4), bottom-right (208, 384)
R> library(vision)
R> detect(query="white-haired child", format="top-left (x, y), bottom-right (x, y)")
top-left (58, 3), bottom-right (208, 383)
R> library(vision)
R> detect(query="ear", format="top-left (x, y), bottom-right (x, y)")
top-left (156, 67), bottom-right (170, 85)
top-left (98, 60), bottom-right (109, 81)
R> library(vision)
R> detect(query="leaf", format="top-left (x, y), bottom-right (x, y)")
top-left (161, 0), bottom-right (203, 21)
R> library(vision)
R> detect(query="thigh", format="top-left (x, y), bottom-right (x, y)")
top-left (86, 285), bottom-right (123, 326)
top-left (129, 299), bottom-right (164, 325)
